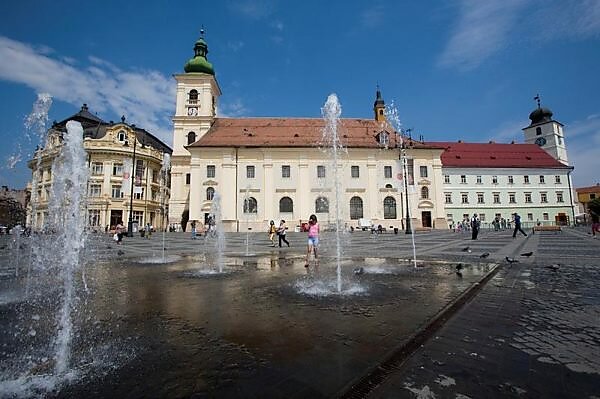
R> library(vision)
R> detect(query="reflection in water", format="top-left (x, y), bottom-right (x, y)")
top-left (1, 254), bottom-right (490, 398)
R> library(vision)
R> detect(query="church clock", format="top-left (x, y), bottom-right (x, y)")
top-left (535, 136), bottom-right (546, 146)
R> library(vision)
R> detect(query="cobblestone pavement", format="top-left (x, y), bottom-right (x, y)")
top-left (1, 227), bottom-right (599, 398)
top-left (367, 228), bottom-right (600, 399)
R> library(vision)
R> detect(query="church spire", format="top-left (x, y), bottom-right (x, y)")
top-left (374, 86), bottom-right (386, 122)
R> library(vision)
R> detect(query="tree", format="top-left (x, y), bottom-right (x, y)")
top-left (588, 198), bottom-right (600, 223)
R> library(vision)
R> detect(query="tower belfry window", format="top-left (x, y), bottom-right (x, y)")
top-left (189, 89), bottom-right (198, 104)
top-left (536, 127), bottom-right (542, 136)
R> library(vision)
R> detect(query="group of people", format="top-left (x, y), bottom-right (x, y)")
top-left (453, 212), bottom-right (528, 240)
top-left (268, 215), bottom-right (319, 267)
top-left (190, 216), bottom-right (216, 239)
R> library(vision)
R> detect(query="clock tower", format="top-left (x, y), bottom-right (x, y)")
top-left (522, 96), bottom-right (569, 166)
top-left (169, 30), bottom-right (221, 226)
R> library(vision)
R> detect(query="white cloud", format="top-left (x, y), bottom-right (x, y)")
top-left (489, 119), bottom-right (529, 143)
top-left (227, 40), bottom-right (245, 52)
top-left (0, 35), bottom-right (175, 146)
top-left (440, 0), bottom-right (600, 71)
top-left (271, 21), bottom-right (284, 31)
top-left (439, 0), bottom-right (527, 70)
top-left (218, 98), bottom-right (249, 117)
top-left (360, 4), bottom-right (385, 28)
top-left (564, 114), bottom-right (600, 187)
top-left (229, 0), bottom-right (274, 19)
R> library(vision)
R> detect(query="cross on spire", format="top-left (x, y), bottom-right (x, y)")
top-left (534, 94), bottom-right (541, 108)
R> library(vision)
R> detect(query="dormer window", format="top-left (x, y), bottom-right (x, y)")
top-left (117, 130), bottom-right (127, 142)
top-left (377, 131), bottom-right (389, 146)
top-left (189, 89), bottom-right (198, 104)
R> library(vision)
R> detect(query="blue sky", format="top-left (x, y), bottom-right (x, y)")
top-left (1, 0), bottom-right (599, 189)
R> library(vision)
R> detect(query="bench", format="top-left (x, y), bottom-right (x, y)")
top-left (532, 225), bottom-right (561, 233)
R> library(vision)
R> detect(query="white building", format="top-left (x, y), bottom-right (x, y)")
top-left (168, 33), bottom-right (448, 232)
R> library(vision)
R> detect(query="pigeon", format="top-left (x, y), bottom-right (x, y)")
top-left (545, 263), bottom-right (560, 271)
top-left (117, 250), bottom-right (125, 256)
top-left (462, 246), bottom-right (471, 253)
top-left (353, 267), bottom-right (365, 275)
top-left (520, 251), bottom-right (533, 257)
top-left (505, 257), bottom-right (519, 264)
top-left (480, 252), bottom-right (490, 258)
top-left (456, 263), bottom-right (464, 271)
top-left (106, 245), bottom-right (112, 249)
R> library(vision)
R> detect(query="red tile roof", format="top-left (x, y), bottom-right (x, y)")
top-left (188, 118), bottom-right (444, 150)
top-left (576, 184), bottom-right (600, 194)
top-left (431, 141), bottom-right (569, 169)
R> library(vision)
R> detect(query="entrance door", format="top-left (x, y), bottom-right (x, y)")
top-left (556, 213), bottom-right (568, 226)
top-left (422, 211), bottom-right (432, 228)
top-left (110, 210), bottom-right (123, 228)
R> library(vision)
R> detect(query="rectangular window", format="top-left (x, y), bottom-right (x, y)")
top-left (556, 192), bottom-right (564, 202)
top-left (185, 173), bottom-right (191, 185)
top-left (495, 213), bottom-right (502, 219)
top-left (476, 175), bottom-right (482, 184)
top-left (111, 185), bottom-right (122, 198)
top-left (447, 214), bottom-right (453, 220)
top-left (406, 159), bottom-right (414, 184)
top-left (492, 176), bottom-right (498, 184)
top-left (543, 213), bottom-right (549, 220)
top-left (555, 175), bottom-right (561, 184)
top-left (151, 189), bottom-right (158, 201)
top-left (132, 211), bottom-right (144, 225)
top-left (460, 175), bottom-right (467, 184)
top-left (527, 213), bottom-right (533, 221)
top-left (246, 165), bottom-right (255, 178)
top-left (539, 175), bottom-right (545, 184)
top-left (317, 165), bottom-right (325, 178)
top-left (479, 214), bottom-right (486, 222)
top-left (445, 193), bottom-right (452, 204)
top-left (134, 188), bottom-right (145, 200)
top-left (91, 162), bottom-right (103, 175)
top-left (282, 165), bottom-right (291, 178)
top-left (525, 192), bottom-right (532, 203)
top-left (419, 166), bottom-right (428, 178)
top-left (493, 193), bottom-right (500, 204)
top-left (540, 192), bottom-right (548, 203)
top-left (46, 168), bottom-right (52, 181)
top-left (207, 165), bottom-right (216, 178)
top-left (112, 163), bottom-right (123, 176)
top-left (477, 193), bottom-right (484, 204)
top-left (351, 165), bottom-right (359, 178)
top-left (88, 209), bottom-right (101, 226)
top-left (444, 175), bottom-right (450, 184)
top-left (89, 184), bottom-right (101, 197)
top-left (461, 193), bottom-right (468, 204)
top-left (524, 175), bottom-right (530, 184)
top-left (508, 175), bottom-right (514, 184)
top-left (591, 193), bottom-right (597, 199)
top-left (509, 193), bottom-right (516, 203)
top-left (384, 166), bottom-right (392, 179)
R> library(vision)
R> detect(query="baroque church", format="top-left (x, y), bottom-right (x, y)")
top-left (168, 33), bottom-right (576, 232)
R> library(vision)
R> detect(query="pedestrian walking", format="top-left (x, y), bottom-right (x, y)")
top-left (471, 213), bottom-right (480, 240)
top-left (268, 220), bottom-right (277, 247)
top-left (512, 212), bottom-right (527, 238)
top-left (145, 223), bottom-right (152, 239)
top-left (191, 221), bottom-right (197, 239)
top-left (115, 220), bottom-right (124, 245)
top-left (278, 219), bottom-right (290, 247)
top-left (305, 214), bottom-right (319, 267)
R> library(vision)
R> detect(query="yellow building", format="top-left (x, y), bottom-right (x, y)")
top-left (576, 184), bottom-right (600, 218)
top-left (27, 105), bottom-right (172, 232)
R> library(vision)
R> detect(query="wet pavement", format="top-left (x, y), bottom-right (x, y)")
top-left (0, 227), bottom-right (599, 398)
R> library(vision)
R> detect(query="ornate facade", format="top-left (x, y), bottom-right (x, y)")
top-left (27, 105), bottom-right (172, 232)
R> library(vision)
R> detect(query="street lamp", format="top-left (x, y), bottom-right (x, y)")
top-left (401, 144), bottom-right (412, 234)
top-left (126, 131), bottom-right (137, 237)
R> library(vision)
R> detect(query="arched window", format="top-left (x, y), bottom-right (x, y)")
top-left (384, 196), bottom-right (397, 219)
top-left (385, 184), bottom-right (393, 189)
top-left (206, 187), bottom-right (214, 201)
top-left (350, 196), bottom-right (363, 220)
top-left (315, 196), bottom-right (329, 213)
top-left (244, 197), bottom-right (257, 214)
top-left (421, 186), bottom-right (429, 200)
top-left (189, 89), bottom-right (198, 104)
top-left (279, 197), bottom-right (293, 213)
top-left (187, 131), bottom-right (197, 145)
top-left (536, 127), bottom-right (542, 136)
